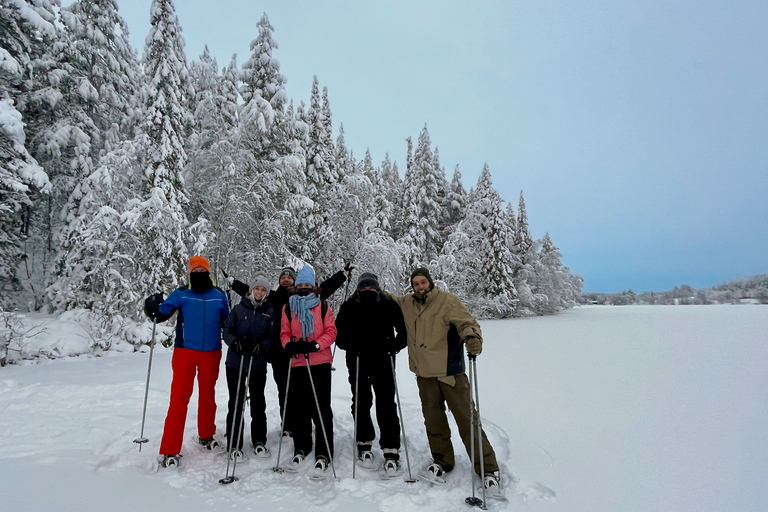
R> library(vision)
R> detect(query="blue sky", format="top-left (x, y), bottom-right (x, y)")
top-left (119, 0), bottom-right (767, 293)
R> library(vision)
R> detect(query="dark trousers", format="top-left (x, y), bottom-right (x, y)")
top-left (416, 373), bottom-right (498, 474)
top-left (345, 352), bottom-right (400, 450)
top-left (287, 362), bottom-right (334, 461)
top-left (270, 354), bottom-right (291, 433)
top-left (225, 362), bottom-right (268, 451)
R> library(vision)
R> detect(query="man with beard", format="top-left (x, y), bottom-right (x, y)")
top-left (143, 256), bottom-right (229, 468)
top-left (335, 272), bottom-right (407, 475)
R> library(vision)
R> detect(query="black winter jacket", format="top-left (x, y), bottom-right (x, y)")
top-left (223, 297), bottom-right (276, 369)
top-left (335, 292), bottom-right (407, 356)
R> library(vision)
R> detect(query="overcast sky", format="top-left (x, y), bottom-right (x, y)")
top-left (119, 0), bottom-right (767, 293)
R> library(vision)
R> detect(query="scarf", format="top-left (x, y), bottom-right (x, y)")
top-left (289, 293), bottom-right (321, 340)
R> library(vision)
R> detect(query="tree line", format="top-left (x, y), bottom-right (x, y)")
top-left (1, 1), bottom-right (582, 347)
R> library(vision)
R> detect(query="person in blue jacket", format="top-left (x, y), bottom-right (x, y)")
top-left (222, 277), bottom-right (277, 457)
top-left (144, 256), bottom-right (229, 468)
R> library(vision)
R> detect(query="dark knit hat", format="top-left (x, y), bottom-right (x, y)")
top-left (279, 266), bottom-right (297, 281)
top-left (410, 267), bottom-right (434, 289)
top-left (357, 272), bottom-right (380, 291)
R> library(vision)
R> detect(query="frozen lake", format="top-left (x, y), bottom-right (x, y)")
top-left (1, 304), bottom-right (765, 511)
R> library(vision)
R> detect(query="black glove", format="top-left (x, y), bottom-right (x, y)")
top-left (252, 342), bottom-right (266, 357)
top-left (284, 339), bottom-right (301, 358)
top-left (297, 339), bottom-right (320, 354)
top-left (230, 338), bottom-right (244, 354)
top-left (144, 293), bottom-right (164, 319)
top-left (239, 335), bottom-right (257, 353)
top-left (231, 279), bottom-right (249, 298)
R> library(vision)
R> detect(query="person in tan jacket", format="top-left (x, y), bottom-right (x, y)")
top-left (394, 267), bottom-right (501, 494)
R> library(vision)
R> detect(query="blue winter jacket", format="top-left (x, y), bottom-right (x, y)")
top-left (156, 285), bottom-right (229, 351)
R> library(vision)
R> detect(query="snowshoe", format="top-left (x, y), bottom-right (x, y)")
top-left (419, 462), bottom-right (447, 485)
top-left (197, 436), bottom-right (220, 450)
top-left (158, 454), bottom-right (181, 469)
top-left (253, 443), bottom-right (270, 458)
top-left (309, 457), bottom-right (330, 480)
top-left (228, 449), bottom-right (244, 461)
top-left (283, 451), bottom-right (305, 473)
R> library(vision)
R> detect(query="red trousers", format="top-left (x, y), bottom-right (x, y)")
top-left (159, 347), bottom-right (221, 455)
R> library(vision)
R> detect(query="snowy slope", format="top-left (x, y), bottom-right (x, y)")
top-left (1, 305), bottom-right (766, 512)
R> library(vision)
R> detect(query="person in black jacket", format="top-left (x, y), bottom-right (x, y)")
top-left (335, 272), bottom-right (407, 472)
top-left (230, 263), bottom-right (352, 436)
top-left (222, 277), bottom-right (276, 457)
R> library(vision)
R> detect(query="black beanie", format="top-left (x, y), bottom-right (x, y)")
top-left (410, 267), bottom-right (434, 289)
top-left (357, 272), bottom-right (380, 291)
top-left (279, 266), bottom-right (297, 281)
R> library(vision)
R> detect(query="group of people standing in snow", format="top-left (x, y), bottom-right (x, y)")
top-left (142, 255), bottom-right (502, 496)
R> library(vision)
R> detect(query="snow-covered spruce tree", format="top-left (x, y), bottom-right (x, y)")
top-left (379, 153), bottom-right (402, 239)
top-left (0, 1), bottom-right (55, 308)
top-left (439, 164), bottom-right (516, 317)
top-left (185, 51), bottom-right (243, 281)
top-left (512, 190), bottom-right (542, 315)
top-left (125, 0), bottom-right (192, 307)
top-left (292, 77), bottom-right (342, 270)
top-left (445, 165), bottom-right (467, 232)
top-left (399, 126), bottom-right (442, 266)
top-left (236, 15), bottom-right (307, 278)
top-left (0, 1), bottom-right (61, 310)
top-left (47, 0), bottom-right (143, 312)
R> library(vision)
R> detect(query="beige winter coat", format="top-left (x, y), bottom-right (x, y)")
top-left (395, 287), bottom-right (482, 379)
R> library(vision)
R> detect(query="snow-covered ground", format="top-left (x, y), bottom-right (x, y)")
top-left (1, 305), bottom-right (766, 511)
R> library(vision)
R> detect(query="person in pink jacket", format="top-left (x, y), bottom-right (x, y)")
top-left (280, 266), bottom-right (337, 474)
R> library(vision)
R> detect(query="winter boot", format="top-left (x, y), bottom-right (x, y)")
top-left (289, 451), bottom-right (305, 470)
top-left (483, 470), bottom-right (505, 499)
top-left (420, 462), bottom-right (447, 484)
top-left (228, 449), bottom-right (243, 461)
top-left (356, 442), bottom-right (375, 468)
top-left (197, 436), bottom-right (220, 450)
top-left (313, 456), bottom-right (329, 472)
top-left (158, 454), bottom-right (182, 469)
top-left (253, 443), bottom-right (270, 458)
top-left (382, 448), bottom-right (400, 476)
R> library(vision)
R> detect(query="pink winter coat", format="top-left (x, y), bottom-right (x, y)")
top-left (280, 302), bottom-right (337, 367)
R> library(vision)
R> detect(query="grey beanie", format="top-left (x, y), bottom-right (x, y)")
top-left (251, 276), bottom-right (271, 293)
top-left (357, 272), bottom-right (380, 291)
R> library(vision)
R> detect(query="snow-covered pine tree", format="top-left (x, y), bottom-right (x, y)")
top-left (236, 15), bottom-right (306, 276)
top-left (0, 1), bottom-right (55, 308)
top-left (127, 0), bottom-right (193, 301)
top-left (379, 153), bottom-right (401, 239)
top-left (185, 51), bottom-right (243, 281)
top-left (402, 126), bottom-right (442, 265)
top-left (48, 0), bottom-right (143, 311)
top-left (512, 190), bottom-right (542, 314)
top-left (445, 165), bottom-right (467, 231)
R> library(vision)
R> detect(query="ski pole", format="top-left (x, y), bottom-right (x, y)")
top-left (133, 318), bottom-right (157, 452)
top-left (390, 354), bottom-right (416, 483)
top-left (229, 357), bottom-right (254, 482)
top-left (352, 354), bottom-right (360, 479)
top-left (469, 355), bottom-right (487, 508)
top-left (220, 354), bottom-right (247, 484)
top-left (272, 359), bottom-right (293, 473)
top-left (465, 353), bottom-right (484, 508)
top-left (304, 354), bottom-right (336, 479)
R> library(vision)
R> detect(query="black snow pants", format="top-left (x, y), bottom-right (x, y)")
top-left (345, 352), bottom-right (401, 451)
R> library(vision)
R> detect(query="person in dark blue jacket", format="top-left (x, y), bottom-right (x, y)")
top-left (222, 277), bottom-right (277, 457)
top-left (144, 256), bottom-right (229, 468)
